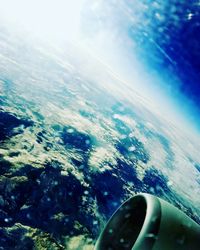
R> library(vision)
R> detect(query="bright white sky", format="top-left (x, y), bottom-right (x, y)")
top-left (0, 0), bottom-right (84, 42)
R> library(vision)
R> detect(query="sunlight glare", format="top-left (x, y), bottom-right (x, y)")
top-left (0, 0), bottom-right (84, 42)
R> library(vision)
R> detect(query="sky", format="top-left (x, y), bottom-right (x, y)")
top-left (80, 0), bottom-right (200, 131)
top-left (0, 0), bottom-right (200, 134)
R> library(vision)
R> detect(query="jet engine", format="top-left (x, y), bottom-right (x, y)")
top-left (95, 193), bottom-right (200, 250)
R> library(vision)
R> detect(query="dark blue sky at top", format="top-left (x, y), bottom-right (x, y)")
top-left (128, 0), bottom-right (200, 113)
top-left (123, 0), bottom-right (200, 117)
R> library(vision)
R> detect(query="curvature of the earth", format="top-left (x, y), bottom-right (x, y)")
top-left (0, 26), bottom-right (200, 250)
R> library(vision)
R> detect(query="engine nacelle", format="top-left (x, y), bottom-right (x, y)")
top-left (95, 193), bottom-right (200, 250)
